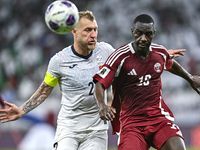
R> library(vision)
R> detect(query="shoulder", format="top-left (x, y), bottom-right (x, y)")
top-left (50, 45), bottom-right (72, 62)
top-left (105, 42), bottom-right (132, 66)
top-left (111, 42), bottom-right (133, 58)
top-left (55, 45), bottom-right (72, 58)
top-left (150, 43), bottom-right (169, 55)
top-left (151, 43), bottom-right (167, 52)
top-left (95, 42), bottom-right (115, 54)
top-left (97, 41), bottom-right (114, 49)
top-left (150, 43), bottom-right (172, 63)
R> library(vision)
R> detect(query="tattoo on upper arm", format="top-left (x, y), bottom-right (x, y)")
top-left (23, 82), bottom-right (53, 113)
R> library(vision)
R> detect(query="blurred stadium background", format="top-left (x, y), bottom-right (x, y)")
top-left (0, 0), bottom-right (200, 149)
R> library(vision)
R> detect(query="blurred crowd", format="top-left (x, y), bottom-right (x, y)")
top-left (0, 0), bottom-right (200, 148)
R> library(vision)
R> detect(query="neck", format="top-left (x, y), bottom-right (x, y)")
top-left (132, 43), bottom-right (150, 59)
top-left (73, 42), bottom-right (92, 56)
top-left (137, 50), bottom-right (150, 59)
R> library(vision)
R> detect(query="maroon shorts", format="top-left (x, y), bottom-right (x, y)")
top-left (118, 121), bottom-right (184, 150)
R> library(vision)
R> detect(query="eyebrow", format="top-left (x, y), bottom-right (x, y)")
top-left (135, 28), bottom-right (153, 33)
top-left (85, 27), bottom-right (98, 30)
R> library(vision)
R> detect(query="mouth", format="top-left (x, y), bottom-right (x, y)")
top-left (138, 43), bottom-right (147, 48)
top-left (88, 40), bottom-right (96, 45)
top-left (138, 44), bottom-right (146, 48)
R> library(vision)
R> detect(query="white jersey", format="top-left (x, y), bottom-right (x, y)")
top-left (46, 42), bottom-right (114, 138)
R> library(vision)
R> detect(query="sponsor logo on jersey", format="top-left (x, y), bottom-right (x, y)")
top-left (128, 68), bottom-right (137, 75)
top-left (68, 64), bottom-right (77, 68)
top-left (154, 63), bottom-right (162, 73)
top-left (97, 66), bottom-right (110, 78)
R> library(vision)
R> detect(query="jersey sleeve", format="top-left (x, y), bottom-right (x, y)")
top-left (44, 54), bottom-right (60, 87)
top-left (0, 95), bottom-right (5, 108)
top-left (164, 48), bottom-right (173, 71)
top-left (151, 43), bottom-right (173, 71)
top-left (93, 65), bottom-right (116, 89)
top-left (93, 52), bottom-right (120, 89)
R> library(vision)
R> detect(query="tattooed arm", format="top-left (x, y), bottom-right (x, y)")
top-left (0, 81), bottom-right (53, 123)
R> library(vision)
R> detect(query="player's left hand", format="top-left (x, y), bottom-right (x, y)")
top-left (0, 101), bottom-right (22, 123)
top-left (168, 49), bottom-right (186, 58)
top-left (190, 75), bottom-right (200, 95)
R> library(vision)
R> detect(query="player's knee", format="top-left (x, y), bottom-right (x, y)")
top-left (160, 136), bottom-right (186, 150)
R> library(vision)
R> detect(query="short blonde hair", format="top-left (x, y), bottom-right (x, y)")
top-left (79, 10), bottom-right (95, 21)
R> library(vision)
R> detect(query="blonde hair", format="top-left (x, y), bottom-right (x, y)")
top-left (79, 10), bottom-right (95, 21)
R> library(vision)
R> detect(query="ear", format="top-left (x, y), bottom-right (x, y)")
top-left (71, 28), bottom-right (77, 37)
top-left (131, 27), bottom-right (134, 36)
top-left (152, 29), bottom-right (156, 37)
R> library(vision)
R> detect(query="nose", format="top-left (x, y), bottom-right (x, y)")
top-left (140, 34), bottom-right (147, 42)
top-left (91, 30), bottom-right (97, 38)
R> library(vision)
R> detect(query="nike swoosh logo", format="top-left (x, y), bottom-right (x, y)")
top-left (69, 64), bottom-right (77, 68)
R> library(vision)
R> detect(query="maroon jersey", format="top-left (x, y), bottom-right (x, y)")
top-left (93, 42), bottom-right (174, 134)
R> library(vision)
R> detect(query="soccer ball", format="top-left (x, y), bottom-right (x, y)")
top-left (45, 0), bottom-right (79, 34)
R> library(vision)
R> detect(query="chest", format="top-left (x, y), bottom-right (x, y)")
top-left (59, 52), bottom-right (107, 88)
top-left (120, 53), bottom-right (166, 85)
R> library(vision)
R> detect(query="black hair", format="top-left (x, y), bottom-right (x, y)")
top-left (133, 14), bottom-right (154, 24)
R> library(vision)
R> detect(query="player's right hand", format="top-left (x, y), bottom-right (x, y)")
top-left (0, 101), bottom-right (22, 123)
top-left (99, 104), bottom-right (116, 121)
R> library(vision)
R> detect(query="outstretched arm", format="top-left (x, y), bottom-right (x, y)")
top-left (167, 49), bottom-right (186, 58)
top-left (0, 81), bottom-right (53, 123)
top-left (169, 60), bottom-right (200, 94)
top-left (94, 82), bottom-right (116, 121)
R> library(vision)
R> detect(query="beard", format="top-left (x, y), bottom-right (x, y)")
top-left (78, 40), bottom-right (96, 52)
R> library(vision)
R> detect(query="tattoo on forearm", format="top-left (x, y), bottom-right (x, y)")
top-left (23, 82), bottom-right (53, 113)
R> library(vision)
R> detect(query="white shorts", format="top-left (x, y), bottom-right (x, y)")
top-left (53, 129), bottom-right (108, 150)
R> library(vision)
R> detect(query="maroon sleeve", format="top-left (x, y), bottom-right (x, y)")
top-left (93, 65), bottom-right (116, 89)
top-left (165, 52), bottom-right (173, 71)
top-left (0, 95), bottom-right (5, 107)
top-left (111, 88), bottom-right (121, 134)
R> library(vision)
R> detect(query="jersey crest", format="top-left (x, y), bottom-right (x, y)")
top-left (154, 63), bottom-right (162, 73)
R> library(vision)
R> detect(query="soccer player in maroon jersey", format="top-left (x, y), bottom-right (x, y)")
top-left (93, 14), bottom-right (200, 150)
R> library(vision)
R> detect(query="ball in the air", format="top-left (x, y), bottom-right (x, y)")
top-left (45, 0), bottom-right (79, 34)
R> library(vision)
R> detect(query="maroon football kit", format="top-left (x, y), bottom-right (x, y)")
top-left (93, 42), bottom-right (183, 149)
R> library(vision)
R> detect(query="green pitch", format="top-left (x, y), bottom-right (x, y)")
top-left (1, 147), bottom-right (199, 150)
top-left (108, 147), bottom-right (200, 150)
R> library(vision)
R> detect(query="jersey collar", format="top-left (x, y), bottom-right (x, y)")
top-left (71, 45), bottom-right (93, 59)
top-left (129, 42), bottom-right (152, 54)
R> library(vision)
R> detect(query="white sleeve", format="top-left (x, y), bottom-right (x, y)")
top-left (47, 54), bottom-right (60, 79)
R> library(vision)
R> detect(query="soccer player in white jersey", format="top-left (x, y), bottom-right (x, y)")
top-left (0, 11), bottom-right (186, 150)
top-left (0, 11), bottom-right (114, 150)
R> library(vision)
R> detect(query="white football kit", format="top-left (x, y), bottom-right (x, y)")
top-left (44, 42), bottom-right (115, 150)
